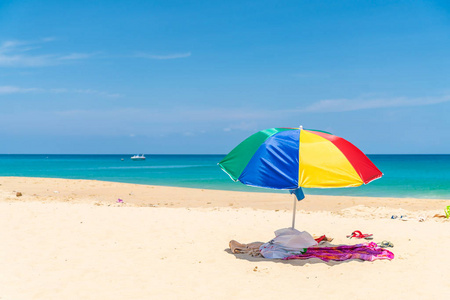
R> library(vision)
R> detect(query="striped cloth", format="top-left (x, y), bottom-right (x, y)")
top-left (284, 242), bottom-right (394, 262)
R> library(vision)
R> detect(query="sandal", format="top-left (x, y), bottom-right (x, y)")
top-left (346, 230), bottom-right (373, 240)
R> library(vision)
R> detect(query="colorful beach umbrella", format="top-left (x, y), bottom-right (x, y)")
top-left (219, 126), bottom-right (383, 228)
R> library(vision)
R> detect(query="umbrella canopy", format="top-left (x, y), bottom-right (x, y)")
top-left (219, 127), bottom-right (383, 228)
top-left (219, 127), bottom-right (382, 191)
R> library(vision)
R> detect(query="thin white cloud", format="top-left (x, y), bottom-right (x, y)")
top-left (292, 72), bottom-right (330, 79)
top-left (0, 39), bottom-right (53, 67)
top-left (135, 52), bottom-right (191, 60)
top-left (0, 38), bottom-right (96, 67)
top-left (41, 37), bottom-right (56, 42)
top-left (49, 88), bottom-right (69, 93)
top-left (0, 53), bottom-right (54, 67)
top-left (0, 86), bottom-right (43, 94)
top-left (11, 107), bottom-right (265, 138)
top-left (59, 52), bottom-right (98, 60)
top-left (0, 40), bottom-right (24, 51)
top-left (223, 122), bottom-right (259, 132)
top-left (0, 86), bottom-right (121, 98)
top-left (301, 95), bottom-right (450, 112)
top-left (73, 89), bottom-right (121, 98)
top-left (50, 107), bottom-right (270, 136)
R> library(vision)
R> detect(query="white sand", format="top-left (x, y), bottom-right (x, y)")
top-left (1, 177), bottom-right (450, 299)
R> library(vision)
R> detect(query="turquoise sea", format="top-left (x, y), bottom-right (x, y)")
top-left (0, 154), bottom-right (449, 199)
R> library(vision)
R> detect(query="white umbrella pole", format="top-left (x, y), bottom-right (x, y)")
top-left (291, 194), bottom-right (297, 229)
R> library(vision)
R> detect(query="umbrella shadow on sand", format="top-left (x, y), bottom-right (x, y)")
top-left (223, 248), bottom-right (366, 267)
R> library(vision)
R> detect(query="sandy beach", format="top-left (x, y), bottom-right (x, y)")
top-left (1, 176), bottom-right (449, 299)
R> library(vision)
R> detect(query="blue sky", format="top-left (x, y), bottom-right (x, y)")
top-left (1, 0), bottom-right (449, 154)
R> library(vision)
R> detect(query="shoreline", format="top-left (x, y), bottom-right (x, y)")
top-left (1, 176), bottom-right (448, 213)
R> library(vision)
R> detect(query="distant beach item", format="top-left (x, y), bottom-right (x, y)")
top-left (433, 214), bottom-right (448, 218)
top-left (131, 154), bottom-right (146, 161)
top-left (219, 126), bottom-right (383, 229)
top-left (446, 206), bottom-right (450, 218)
top-left (16, 192), bottom-right (22, 197)
top-left (393, 215), bottom-right (425, 222)
top-left (346, 230), bottom-right (373, 240)
top-left (117, 198), bottom-right (123, 203)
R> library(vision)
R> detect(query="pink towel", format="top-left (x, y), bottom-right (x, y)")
top-left (284, 242), bottom-right (394, 262)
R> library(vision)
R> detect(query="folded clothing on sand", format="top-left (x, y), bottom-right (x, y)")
top-left (229, 240), bottom-right (264, 257)
top-left (284, 242), bottom-right (394, 262)
top-left (229, 230), bottom-right (333, 259)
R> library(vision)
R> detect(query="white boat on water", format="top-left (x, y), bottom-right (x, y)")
top-left (131, 154), bottom-right (146, 161)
